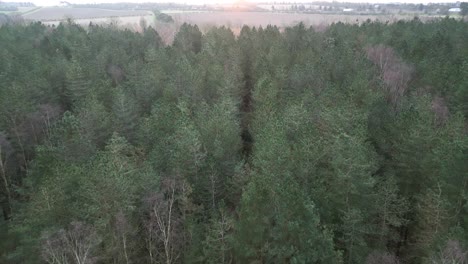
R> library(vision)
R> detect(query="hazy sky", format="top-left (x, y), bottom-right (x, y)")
top-left (5, 0), bottom-right (460, 6)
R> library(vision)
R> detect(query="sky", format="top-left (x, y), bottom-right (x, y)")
top-left (3, 0), bottom-right (460, 6)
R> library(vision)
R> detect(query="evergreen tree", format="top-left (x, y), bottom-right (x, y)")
top-left (0, 19), bottom-right (467, 264)
top-left (173, 23), bottom-right (202, 54)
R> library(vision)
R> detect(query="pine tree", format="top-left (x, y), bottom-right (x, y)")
top-left (112, 87), bottom-right (139, 143)
top-left (65, 59), bottom-right (90, 107)
top-left (233, 117), bottom-right (342, 263)
top-left (173, 23), bottom-right (202, 53)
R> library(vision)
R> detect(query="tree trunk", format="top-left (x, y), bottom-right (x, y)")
top-left (0, 146), bottom-right (12, 221)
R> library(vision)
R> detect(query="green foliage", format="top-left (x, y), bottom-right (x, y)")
top-left (233, 118), bottom-right (341, 263)
top-left (202, 204), bottom-right (234, 264)
top-left (153, 10), bottom-right (174, 23)
top-left (0, 19), bottom-right (467, 264)
top-left (173, 23), bottom-right (202, 53)
top-left (461, 2), bottom-right (468, 17)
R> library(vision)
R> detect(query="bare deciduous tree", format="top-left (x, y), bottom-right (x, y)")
top-left (366, 45), bottom-right (413, 108)
top-left (42, 229), bottom-right (71, 264)
top-left (366, 251), bottom-right (401, 264)
top-left (115, 211), bottom-right (131, 264)
top-left (106, 64), bottom-right (125, 86)
top-left (0, 133), bottom-right (13, 221)
top-left (431, 240), bottom-right (468, 264)
top-left (42, 221), bottom-right (100, 264)
top-left (431, 95), bottom-right (450, 125)
top-left (144, 178), bottom-right (183, 264)
top-left (156, 16), bottom-right (183, 45)
top-left (203, 206), bottom-right (233, 264)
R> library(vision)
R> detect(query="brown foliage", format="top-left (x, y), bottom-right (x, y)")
top-left (366, 251), bottom-right (401, 264)
top-left (431, 95), bottom-right (450, 125)
top-left (431, 240), bottom-right (468, 264)
top-left (366, 45), bottom-right (413, 107)
top-left (106, 64), bottom-right (125, 86)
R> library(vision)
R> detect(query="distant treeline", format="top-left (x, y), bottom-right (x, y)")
top-left (262, 1), bottom-right (463, 15)
top-left (0, 2), bottom-right (35, 8)
top-left (0, 2), bottom-right (35, 12)
top-left (153, 10), bottom-right (174, 23)
top-left (0, 6), bottom-right (17, 11)
top-left (72, 2), bottom-right (198, 11)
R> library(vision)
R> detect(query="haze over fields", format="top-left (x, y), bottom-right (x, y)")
top-left (3, 0), bottom-right (466, 5)
top-left (22, 7), bottom-right (150, 20)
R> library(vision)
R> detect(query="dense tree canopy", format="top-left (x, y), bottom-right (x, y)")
top-left (0, 17), bottom-right (467, 264)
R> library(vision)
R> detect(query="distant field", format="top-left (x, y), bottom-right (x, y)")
top-left (22, 7), bottom-right (151, 21)
top-left (0, 6), bottom-right (39, 14)
top-left (41, 15), bottom-right (155, 30)
top-left (22, 8), bottom-right (439, 26)
top-left (168, 11), bottom-right (436, 29)
top-left (23, 9), bottom-right (442, 44)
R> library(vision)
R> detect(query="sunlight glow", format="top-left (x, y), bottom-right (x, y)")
top-left (4, 0), bottom-right (461, 6)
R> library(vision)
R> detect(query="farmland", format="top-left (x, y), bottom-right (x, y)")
top-left (40, 15), bottom-right (155, 29)
top-left (17, 7), bottom-right (444, 44)
top-left (168, 11), bottom-right (426, 28)
top-left (0, 6), bottom-right (39, 14)
top-left (159, 11), bottom-right (440, 39)
top-left (22, 7), bottom-right (151, 21)
top-left (21, 7), bottom-right (439, 32)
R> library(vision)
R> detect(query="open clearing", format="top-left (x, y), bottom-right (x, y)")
top-left (22, 7), bottom-right (151, 21)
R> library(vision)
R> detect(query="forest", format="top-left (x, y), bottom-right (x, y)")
top-left (0, 17), bottom-right (467, 264)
